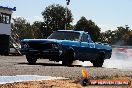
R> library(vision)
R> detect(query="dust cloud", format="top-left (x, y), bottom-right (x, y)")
top-left (103, 48), bottom-right (132, 69)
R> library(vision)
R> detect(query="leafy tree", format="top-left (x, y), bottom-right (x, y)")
top-left (75, 16), bottom-right (101, 42)
top-left (41, 4), bottom-right (73, 36)
top-left (32, 21), bottom-right (43, 38)
top-left (100, 30), bottom-right (119, 45)
top-left (12, 17), bottom-right (35, 39)
top-left (126, 31), bottom-right (132, 45)
top-left (113, 25), bottom-right (130, 45)
top-left (100, 30), bottom-right (112, 43)
top-left (101, 25), bottom-right (132, 45)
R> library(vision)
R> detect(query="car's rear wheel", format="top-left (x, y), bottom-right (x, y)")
top-left (26, 55), bottom-right (37, 65)
top-left (92, 54), bottom-right (104, 67)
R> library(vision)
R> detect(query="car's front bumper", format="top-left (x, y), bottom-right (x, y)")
top-left (21, 49), bottom-right (63, 58)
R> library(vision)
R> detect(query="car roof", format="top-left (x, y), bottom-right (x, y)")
top-left (57, 30), bottom-right (85, 34)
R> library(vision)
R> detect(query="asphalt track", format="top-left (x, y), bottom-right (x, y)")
top-left (0, 47), bottom-right (132, 80)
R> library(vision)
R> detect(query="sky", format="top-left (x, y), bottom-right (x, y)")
top-left (0, 0), bottom-right (132, 32)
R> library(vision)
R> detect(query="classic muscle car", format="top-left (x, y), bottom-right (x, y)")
top-left (20, 30), bottom-right (112, 67)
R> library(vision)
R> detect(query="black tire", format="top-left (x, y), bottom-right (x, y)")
top-left (26, 55), bottom-right (37, 65)
top-left (93, 54), bottom-right (104, 67)
top-left (62, 51), bottom-right (74, 66)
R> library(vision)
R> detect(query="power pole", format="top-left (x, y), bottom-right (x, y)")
top-left (65, 0), bottom-right (70, 30)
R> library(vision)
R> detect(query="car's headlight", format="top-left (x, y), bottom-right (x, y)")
top-left (52, 43), bottom-right (61, 49)
top-left (52, 44), bottom-right (58, 49)
top-left (21, 43), bottom-right (29, 49)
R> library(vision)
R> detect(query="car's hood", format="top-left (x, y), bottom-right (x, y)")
top-left (21, 39), bottom-right (79, 45)
top-left (22, 39), bottom-right (58, 43)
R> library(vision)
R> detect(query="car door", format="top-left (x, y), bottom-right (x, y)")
top-left (79, 33), bottom-right (95, 61)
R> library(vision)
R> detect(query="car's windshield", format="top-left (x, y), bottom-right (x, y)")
top-left (48, 31), bottom-right (80, 41)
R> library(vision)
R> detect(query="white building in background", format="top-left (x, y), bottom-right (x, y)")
top-left (0, 6), bottom-right (16, 55)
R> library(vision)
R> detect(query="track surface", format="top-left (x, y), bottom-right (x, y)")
top-left (0, 56), bottom-right (131, 79)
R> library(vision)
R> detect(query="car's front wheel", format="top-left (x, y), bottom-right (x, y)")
top-left (26, 55), bottom-right (37, 65)
top-left (92, 54), bottom-right (104, 67)
top-left (62, 51), bottom-right (74, 66)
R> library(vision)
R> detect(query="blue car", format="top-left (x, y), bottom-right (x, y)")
top-left (21, 30), bottom-right (112, 67)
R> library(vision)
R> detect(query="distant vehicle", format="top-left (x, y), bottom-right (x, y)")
top-left (20, 30), bottom-right (112, 67)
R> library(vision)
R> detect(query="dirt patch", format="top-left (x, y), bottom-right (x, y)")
top-left (0, 80), bottom-right (80, 88)
top-left (0, 77), bottom-right (131, 88)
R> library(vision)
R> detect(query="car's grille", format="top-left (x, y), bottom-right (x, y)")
top-left (28, 42), bottom-right (52, 50)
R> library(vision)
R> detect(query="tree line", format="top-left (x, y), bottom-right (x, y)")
top-left (11, 4), bottom-right (132, 45)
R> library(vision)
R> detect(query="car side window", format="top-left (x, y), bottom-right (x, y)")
top-left (81, 34), bottom-right (88, 42)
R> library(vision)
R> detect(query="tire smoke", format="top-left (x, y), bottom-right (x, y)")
top-left (103, 48), bottom-right (132, 69)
